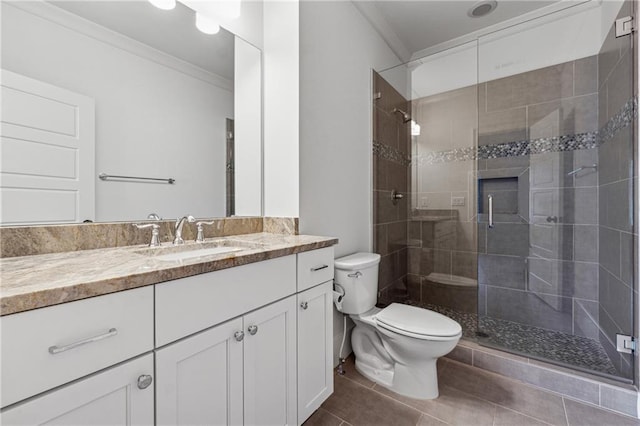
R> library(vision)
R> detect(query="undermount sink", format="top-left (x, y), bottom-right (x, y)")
top-left (135, 240), bottom-right (263, 262)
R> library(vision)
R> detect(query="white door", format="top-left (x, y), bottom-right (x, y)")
top-left (155, 318), bottom-right (243, 426)
top-left (244, 295), bottom-right (297, 426)
top-left (0, 70), bottom-right (95, 224)
top-left (297, 281), bottom-right (334, 425)
top-left (0, 354), bottom-right (153, 425)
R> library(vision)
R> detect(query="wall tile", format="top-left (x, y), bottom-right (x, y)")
top-left (422, 278), bottom-right (477, 313)
top-left (599, 267), bottom-right (633, 335)
top-left (572, 148), bottom-right (599, 188)
top-left (388, 221), bottom-right (408, 253)
top-left (600, 385), bottom-right (638, 418)
top-left (452, 250), bottom-right (478, 280)
top-left (479, 107), bottom-right (527, 145)
top-left (527, 94), bottom-right (598, 139)
top-left (600, 227), bottom-right (621, 277)
top-left (374, 224), bottom-right (388, 256)
top-left (432, 249), bottom-right (452, 275)
top-left (574, 55), bottom-right (598, 96)
top-left (607, 49), bottom-right (633, 120)
top-left (620, 231), bottom-right (633, 286)
top-left (573, 299), bottom-right (600, 340)
top-left (486, 286), bottom-right (572, 333)
top-left (486, 62), bottom-right (573, 112)
top-left (486, 223), bottom-right (529, 256)
top-left (574, 225), bottom-right (598, 262)
top-left (445, 344), bottom-right (473, 365)
top-left (478, 254), bottom-right (525, 289)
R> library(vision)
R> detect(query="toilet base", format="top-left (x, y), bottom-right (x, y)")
top-left (354, 357), bottom-right (439, 400)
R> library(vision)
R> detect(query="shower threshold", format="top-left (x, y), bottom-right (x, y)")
top-left (405, 300), bottom-right (622, 379)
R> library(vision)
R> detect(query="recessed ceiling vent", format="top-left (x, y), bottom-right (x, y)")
top-left (468, 0), bottom-right (498, 18)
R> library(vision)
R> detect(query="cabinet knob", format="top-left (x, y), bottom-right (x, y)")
top-left (247, 325), bottom-right (258, 335)
top-left (137, 374), bottom-right (153, 390)
top-left (234, 331), bottom-right (245, 342)
top-left (300, 302), bottom-right (309, 310)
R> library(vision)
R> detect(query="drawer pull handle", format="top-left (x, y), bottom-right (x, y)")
top-left (248, 325), bottom-right (259, 335)
top-left (300, 302), bottom-right (309, 310)
top-left (234, 331), bottom-right (245, 342)
top-left (311, 265), bottom-right (329, 272)
top-left (137, 374), bottom-right (153, 390)
top-left (48, 328), bottom-right (118, 355)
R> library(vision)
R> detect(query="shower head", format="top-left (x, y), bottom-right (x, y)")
top-left (393, 108), bottom-right (412, 123)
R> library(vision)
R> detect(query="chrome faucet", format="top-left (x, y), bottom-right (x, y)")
top-left (147, 213), bottom-right (162, 220)
top-left (173, 215), bottom-right (195, 245)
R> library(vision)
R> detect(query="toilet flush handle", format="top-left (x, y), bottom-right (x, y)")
top-left (348, 271), bottom-right (363, 278)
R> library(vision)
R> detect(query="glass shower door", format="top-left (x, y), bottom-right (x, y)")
top-left (476, 0), bottom-right (635, 381)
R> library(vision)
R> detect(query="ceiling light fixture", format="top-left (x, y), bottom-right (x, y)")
top-left (195, 12), bottom-right (220, 35)
top-left (468, 0), bottom-right (498, 18)
top-left (148, 0), bottom-right (176, 11)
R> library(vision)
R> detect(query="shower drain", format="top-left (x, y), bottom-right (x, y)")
top-left (475, 331), bottom-right (490, 338)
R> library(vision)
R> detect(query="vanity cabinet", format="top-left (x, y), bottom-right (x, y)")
top-left (1, 354), bottom-right (154, 425)
top-left (156, 318), bottom-right (244, 425)
top-left (156, 296), bottom-right (297, 426)
top-left (297, 281), bottom-right (334, 424)
top-left (1, 245), bottom-right (334, 425)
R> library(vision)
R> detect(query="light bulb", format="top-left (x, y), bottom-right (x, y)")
top-left (148, 0), bottom-right (176, 10)
top-left (195, 12), bottom-right (220, 35)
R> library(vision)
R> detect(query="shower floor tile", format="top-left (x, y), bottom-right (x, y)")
top-left (405, 301), bottom-right (619, 377)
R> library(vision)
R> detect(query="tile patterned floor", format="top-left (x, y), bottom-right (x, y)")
top-left (305, 356), bottom-right (640, 426)
top-left (404, 301), bottom-right (619, 377)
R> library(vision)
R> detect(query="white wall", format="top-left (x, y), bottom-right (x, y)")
top-left (299, 0), bottom-right (402, 364)
top-left (234, 38), bottom-right (263, 216)
top-left (262, 0), bottom-right (300, 218)
top-left (2, 3), bottom-right (233, 222)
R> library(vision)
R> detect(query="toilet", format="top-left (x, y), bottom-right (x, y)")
top-left (334, 252), bottom-right (462, 399)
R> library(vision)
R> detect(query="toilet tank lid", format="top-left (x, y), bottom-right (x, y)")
top-left (335, 252), bottom-right (381, 270)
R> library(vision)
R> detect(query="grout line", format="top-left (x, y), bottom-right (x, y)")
top-left (564, 396), bottom-right (572, 426)
top-left (367, 383), bottom-right (450, 424)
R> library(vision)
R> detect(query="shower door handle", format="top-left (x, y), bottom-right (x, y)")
top-left (488, 195), bottom-right (494, 228)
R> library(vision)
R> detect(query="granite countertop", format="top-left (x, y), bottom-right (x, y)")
top-left (0, 233), bottom-right (338, 316)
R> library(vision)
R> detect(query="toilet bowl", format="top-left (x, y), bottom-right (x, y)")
top-left (335, 253), bottom-right (462, 399)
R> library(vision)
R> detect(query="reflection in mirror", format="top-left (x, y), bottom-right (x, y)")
top-left (0, 0), bottom-right (262, 225)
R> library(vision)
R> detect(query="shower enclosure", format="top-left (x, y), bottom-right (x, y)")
top-left (374, 0), bottom-right (636, 382)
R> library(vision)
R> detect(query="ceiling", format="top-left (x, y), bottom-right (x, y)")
top-left (50, 1), bottom-right (234, 81)
top-left (356, 0), bottom-right (564, 59)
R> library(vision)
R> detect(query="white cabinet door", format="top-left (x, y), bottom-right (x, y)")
top-left (243, 295), bottom-right (297, 426)
top-left (155, 318), bottom-right (244, 426)
top-left (0, 354), bottom-right (153, 425)
top-left (297, 281), bottom-right (334, 424)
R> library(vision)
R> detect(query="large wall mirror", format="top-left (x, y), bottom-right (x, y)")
top-left (0, 0), bottom-right (262, 225)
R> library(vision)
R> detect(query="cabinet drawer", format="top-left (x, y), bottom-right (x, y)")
top-left (1, 287), bottom-right (154, 408)
top-left (297, 247), bottom-right (334, 291)
top-left (155, 255), bottom-right (296, 346)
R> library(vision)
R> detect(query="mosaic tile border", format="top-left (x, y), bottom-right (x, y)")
top-left (412, 96), bottom-right (636, 166)
top-left (599, 97), bottom-right (637, 145)
top-left (372, 141), bottom-right (411, 167)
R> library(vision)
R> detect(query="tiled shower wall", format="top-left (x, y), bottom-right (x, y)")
top-left (408, 86), bottom-right (478, 313)
top-left (476, 55), bottom-right (602, 337)
top-left (372, 72), bottom-right (411, 300)
top-left (597, 0), bottom-right (636, 377)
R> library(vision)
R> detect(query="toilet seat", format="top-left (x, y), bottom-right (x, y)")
top-left (374, 303), bottom-right (462, 341)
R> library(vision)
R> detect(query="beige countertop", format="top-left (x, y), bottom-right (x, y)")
top-left (0, 233), bottom-right (338, 316)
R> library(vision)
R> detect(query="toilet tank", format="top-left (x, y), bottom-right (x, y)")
top-left (334, 252), bottom-right (381, 314)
